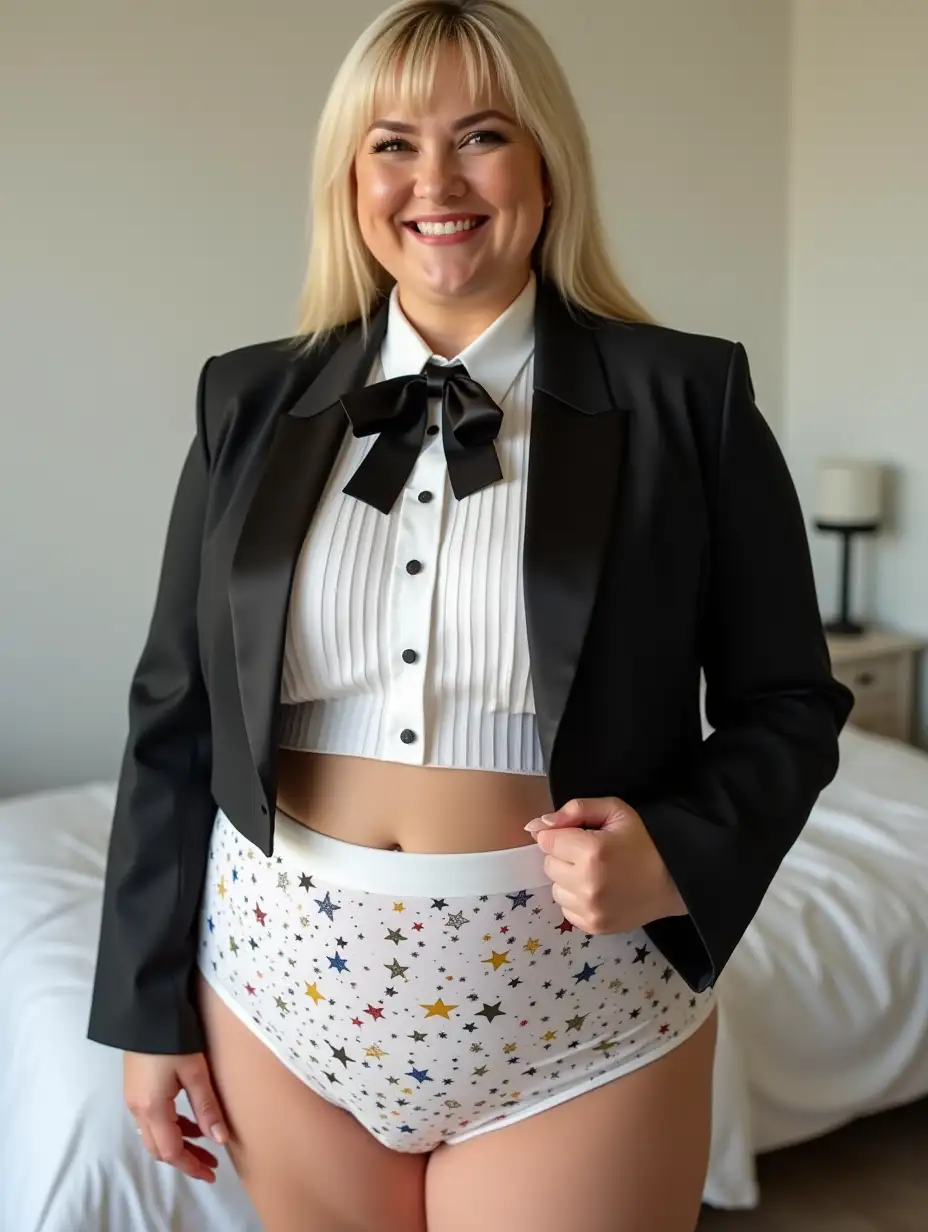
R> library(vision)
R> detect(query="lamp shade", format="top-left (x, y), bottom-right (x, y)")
top-left (816, 460), bottom-right (883, 527)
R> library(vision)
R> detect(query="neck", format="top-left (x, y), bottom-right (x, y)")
top-left (396, 270), bottom-right (532, 358)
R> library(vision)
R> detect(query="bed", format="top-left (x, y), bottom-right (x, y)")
top-left (2, 723), bottom-right (928, 1229)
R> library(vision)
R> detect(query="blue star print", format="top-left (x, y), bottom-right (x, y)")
top-left (573, 962), bottom-right (599, 983)
top-left (407, 1067), bottom-right (432, 1084)
top-left (328, 951), bottom-right (349, 973)
top-left (315, 891), bottom-right (341, 921)
top-left (506, 889), bottom-right (534, 909)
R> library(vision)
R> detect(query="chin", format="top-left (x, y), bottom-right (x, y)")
top-left (417, 264), bottom-right (499, 302)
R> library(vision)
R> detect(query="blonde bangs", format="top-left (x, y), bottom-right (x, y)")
top-left (295, 0), bottom-right (653, 353)
top-left (360, 17), bottom-right (526, 165)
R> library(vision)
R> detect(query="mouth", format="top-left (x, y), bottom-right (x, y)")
top-left (401, 215), bottom-right (489, 244)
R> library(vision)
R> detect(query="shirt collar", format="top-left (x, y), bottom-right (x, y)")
top-left (379, 272), bottom-right (536, 406)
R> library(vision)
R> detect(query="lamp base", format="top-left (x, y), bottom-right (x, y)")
top-left (824, 617), bottom-right (866, 637)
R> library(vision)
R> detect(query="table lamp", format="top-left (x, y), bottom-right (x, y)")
top-left (814, 460), bottom-right (883, 636)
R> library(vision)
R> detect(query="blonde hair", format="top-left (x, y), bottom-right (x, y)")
top-left (295, 0), bottom-right (652, 350)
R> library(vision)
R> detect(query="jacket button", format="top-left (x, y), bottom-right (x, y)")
top-left (406, 559), bottom-right (422, 575)
top-left (418, 490), bottom-right (433, 503)
top-left (400, 728), bottom-right (417, 744)
top-left (402, 648), bottom-right (418, 664)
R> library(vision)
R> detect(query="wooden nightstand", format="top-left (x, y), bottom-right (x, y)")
top-left (827, 629), bottom-right (927, 745)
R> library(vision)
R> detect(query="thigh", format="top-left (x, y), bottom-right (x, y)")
top-left (197, 974), bottom-right (427, 1232)
top-left (426, 1006), bottom-right (718, 1232)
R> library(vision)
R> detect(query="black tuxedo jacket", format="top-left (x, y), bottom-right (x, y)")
top-left (87, 280), bottom-right (854, 1055)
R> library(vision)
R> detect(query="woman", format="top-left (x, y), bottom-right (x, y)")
top-left (88, 2), bottom-right (854, 1229)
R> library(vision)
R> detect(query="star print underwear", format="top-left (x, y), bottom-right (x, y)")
top-left (197, 808), bottom-right (716, 1154)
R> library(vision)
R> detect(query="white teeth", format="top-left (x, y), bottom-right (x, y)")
top-left (414, 218), bottom-right (481, 236)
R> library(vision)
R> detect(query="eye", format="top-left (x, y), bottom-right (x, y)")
top-left (462, 129), bottom-right (507, 148)
top-left (370, 136), bottom-right (412, 154)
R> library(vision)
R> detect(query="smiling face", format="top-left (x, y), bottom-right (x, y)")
top-left (354, 47), bottom-right (546, 323)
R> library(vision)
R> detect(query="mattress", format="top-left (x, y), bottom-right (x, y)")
top-left (1, 723), bottom-right (927, 1226)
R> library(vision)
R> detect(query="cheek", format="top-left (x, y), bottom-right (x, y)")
top-left (355, 162), bottom-right (404, 225)
top-left (482, 151), bottom-right (545, 227)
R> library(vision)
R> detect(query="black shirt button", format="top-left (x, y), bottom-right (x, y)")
top-left (400, 728), bottom-right (417, 744)
top-left (418, 490), bottom-right (433, 504)
top-left (405, 559), bottom-right (422, 575)
top-left (426, 424), bottom-right (439, 436)
top-left (402, 649), bottom-right (418, 664)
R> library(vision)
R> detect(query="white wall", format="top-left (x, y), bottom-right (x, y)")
top-left (0, 1), bottom-right (792, 796)
top-left (786, 0), bottom-right (928, 746)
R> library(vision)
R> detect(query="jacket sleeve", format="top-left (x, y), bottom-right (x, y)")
top-left (637, 342), bottom-right (855, 992)
top-left (87, 357), bottom-right (217, 1054)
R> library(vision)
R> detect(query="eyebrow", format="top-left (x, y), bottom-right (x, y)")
top-left (366, 108), bottom-right (516, 135)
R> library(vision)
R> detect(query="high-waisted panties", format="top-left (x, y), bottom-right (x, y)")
top-left (197, 809), bottom-right (715, 1153)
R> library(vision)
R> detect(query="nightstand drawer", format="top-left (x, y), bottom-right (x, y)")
top-left (832, 654), bottom-right (911, 741)
top-left (832, 654), bottom-right (905, 702)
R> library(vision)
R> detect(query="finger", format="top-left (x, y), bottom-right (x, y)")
top-left (543, 851), bottom-right (585, 889)
top-left (186, 1140), bottom-right (220, 1170)
top-left (181, 1060), bottom-right (230, 1146)
top-left (137, 1123), bottom-right (163, 1162)
top-left (536, 825), bottom-right (596, 863)
top-left (147, 1106), bottom-right (215, 1183)
top-left (550, 883), bottom-right (589, 931)
top-left (550, 881), bottom-right (583, 915)
top-left (177, 1114), bottom-right (208, 1139)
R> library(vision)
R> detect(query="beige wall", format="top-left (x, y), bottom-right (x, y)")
top-left (0, 1), bottom-right (791, 795)
top-left (786, 0), bottom-right (928, 746)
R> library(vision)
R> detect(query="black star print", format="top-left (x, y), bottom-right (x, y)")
top-left (508, 977), bottom-right (522, 988)
top-left (324, 1071), bottom-right (341, 1084)
top-left (328, 1043), bottom-right (354, 1067)
top-left (463, 1023), bottom-right (476, 1032)
top-left (299, 873), bottom-right (314, 890)
top-left (662, 966), bottom-right (674, 982)
top-left (633, 945), bottom-right (650, 963)
top-left (431, 898), bottom-right (448, 910)
top-left (476, 1001), bottom-right (505, 1023)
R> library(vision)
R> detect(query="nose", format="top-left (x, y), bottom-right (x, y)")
top-left (413, 146), bottom-right (466, 206)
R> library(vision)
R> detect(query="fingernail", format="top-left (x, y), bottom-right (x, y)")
top-left (540, 814), bottom-right (556, 826)
top-left (210, 1124), bottom-right (227, 1145)
top-left (524, 818), bottom-right (545, 833)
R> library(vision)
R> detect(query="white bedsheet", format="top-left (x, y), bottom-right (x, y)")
top-left (1, 724), bottom-right (927, 1228)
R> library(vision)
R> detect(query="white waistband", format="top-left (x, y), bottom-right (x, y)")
top-left (261, 809), bottom-right (550, 898)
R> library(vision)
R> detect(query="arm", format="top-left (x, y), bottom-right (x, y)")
top-left (88, 357), bottom-right (217, 1054)
top-left (637, 342), bottom-right (855, 991)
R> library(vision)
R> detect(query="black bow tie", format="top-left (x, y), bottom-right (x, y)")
top-left (339, 360), bottom-right (504, 514)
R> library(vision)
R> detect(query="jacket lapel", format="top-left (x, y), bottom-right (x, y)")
top-left (524, 283), bottom-right (629, 775)
top-left (229, 308), bottom-right (388, 781)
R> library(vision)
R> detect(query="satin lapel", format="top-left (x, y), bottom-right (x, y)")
top-left (230, 308), bottom-right (388, 783)
top-left (524, 283), bottom-right (630, 774)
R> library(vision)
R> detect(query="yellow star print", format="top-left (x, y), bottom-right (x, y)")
top-left (420, 998), bottom-right (458, 1019)
top-left (304, 982), bottom-right (325, 1005)
top-left (217, 875), bottom-right (227, 899)
top-left (523, 938), bottom-right (541, 954)
top-left (392, 902), bottom-right (406, 912)
top-left (503, 1042), bottom-right (517, 1054)
top-left (542, 1030), bottom-right (558, 1041)
top-left (365, 1044), bottom-right (388, 1059)
top-left (482, 950), bottom-right (511, 970)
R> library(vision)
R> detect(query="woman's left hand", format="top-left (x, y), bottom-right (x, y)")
top-left (525, 797), bottom-right (688, 934)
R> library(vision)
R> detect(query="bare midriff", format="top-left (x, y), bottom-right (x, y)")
top-left (275, 748), bottom-right (554, 854)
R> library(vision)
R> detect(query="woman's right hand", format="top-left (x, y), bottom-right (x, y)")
top-left (124, 1050), bottom-right (230, 1183)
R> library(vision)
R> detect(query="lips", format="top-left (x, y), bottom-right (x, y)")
top-left (402, 216), bottom-right (489, 237)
